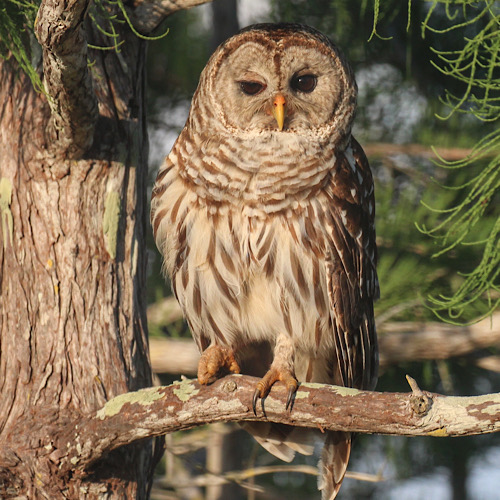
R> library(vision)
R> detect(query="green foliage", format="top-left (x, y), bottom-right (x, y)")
top-left (419, 141), bottom-right (499, 323)
top-left (367, 1), bottom-right (500, 323)
top-left (422, 1), bottom-right (500, 122)
top-left (113, 0), bottom-right (169, 41)
top-left (418, 3), bottom-right (500, 323)
top-left (87, 0), bottom-right (127, 52)
top-left (374, 180), bottom-right (443, 322)
top-left (373, 159), bottom-right (495, 325)
top-left (0, 0), bottom-right (168, 92)
top-left (87, 0), bottom-right (170, 54)
top-left (0, 0), bottom-right (43, 91)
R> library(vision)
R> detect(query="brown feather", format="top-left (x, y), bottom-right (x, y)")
top-left (318, 432), bottom-right (351, 500)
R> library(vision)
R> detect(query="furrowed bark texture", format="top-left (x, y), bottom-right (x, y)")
top-left (35, 0), bottom-right (98, 159)
top-left (0, 0), bottom-right (162, 496)
top-left (44, 375), bottom-right (500, 475)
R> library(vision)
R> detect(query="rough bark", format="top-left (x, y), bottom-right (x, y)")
top-left (0, 0), bottom-right (166, 496)
top-left (33, 374), bottom-right (500, 479)
top-left (35, 0), bottom-right (98, 159)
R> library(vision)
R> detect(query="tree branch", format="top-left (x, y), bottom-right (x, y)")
top-left (49, 375), bottom-right (500, 476)
top-left (362, 143), bottom-right (499, 162)
top-left (379, 312), bottom-right (500, 365)
top-left (134, 0), bottom-right (213, 35)
top-left (155, 464), bottom-right (383, 490)
top-left (35, 0), bottom-right (98, 160)
top-left (149, 337), bottom-right (198, 375)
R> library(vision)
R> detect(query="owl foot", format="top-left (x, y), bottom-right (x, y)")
top-left (197, 345), bottom-right (241, 385)
top-left (252, 367), bottom-right (298, 416)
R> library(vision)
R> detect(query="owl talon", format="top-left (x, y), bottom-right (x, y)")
top-left (197, 345), bottom-right (240, 385)
top-left (252, 367), bottom-right (298, 415)
top-left (252, 388), bottom-right (264, 416)
top-left (286, 385), bottom-right (296, 412)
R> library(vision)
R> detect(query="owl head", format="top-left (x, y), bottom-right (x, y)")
top-left (191, 23), bottom-right (357, 145)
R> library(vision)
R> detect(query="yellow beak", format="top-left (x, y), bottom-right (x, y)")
top-left (272, 94), bottom-right (286, 131)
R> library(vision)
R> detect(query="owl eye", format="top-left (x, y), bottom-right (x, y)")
top-left (291, 74), bottom-right (317, 93)
top-left (239, 81), bottom-right (266, 96)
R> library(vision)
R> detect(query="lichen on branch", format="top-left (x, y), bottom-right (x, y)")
top-left (51, 375), bottom-right (500, 475)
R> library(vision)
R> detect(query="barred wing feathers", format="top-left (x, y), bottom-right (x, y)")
top-left (325, 137), bottom-right (379, 392)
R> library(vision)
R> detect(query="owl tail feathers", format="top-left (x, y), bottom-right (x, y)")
top-left (241, 422), bottom-right (315, 463)
top-left (318, 431), bottom-right (351, 500)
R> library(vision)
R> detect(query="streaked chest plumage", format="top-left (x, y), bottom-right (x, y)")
top-left (155, 156), bottom-right (336, 361)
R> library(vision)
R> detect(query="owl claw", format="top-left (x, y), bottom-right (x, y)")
top-left (252, 367), bottom-right (298, 415)
top-left (285, 386), bottom-right (296, 412)
top-left (252, 388), bottom-right (265, 416)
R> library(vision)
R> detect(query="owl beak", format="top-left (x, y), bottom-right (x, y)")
top-left (272, 94), bottom-right (286, 131)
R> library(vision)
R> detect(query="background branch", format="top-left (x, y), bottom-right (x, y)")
top-left (148, 305), bottom-right (500, 374)
top-left (50, 375), bottom-right (500, 476)
top-left (35, 0), bottom-right (98, 160)
top-left (156, 464), bottom-right (383, 490)
top-left (362, 143), bottom-right (499, 161)
top-left (134, 0), bottom-right (213, 34)
top-left (378, 312), bottom-right (500, 365)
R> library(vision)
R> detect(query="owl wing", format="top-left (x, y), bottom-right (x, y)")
top-left (317, 137), bottom-right (379, 500)
top-left (324, 136), bottom-right (379, 391)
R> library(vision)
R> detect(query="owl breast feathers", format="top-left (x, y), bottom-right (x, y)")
top-left (151, 22), bottom-right (379, 500)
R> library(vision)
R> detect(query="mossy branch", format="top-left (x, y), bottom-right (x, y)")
top-left (40, 375), bottom-right (500, 477)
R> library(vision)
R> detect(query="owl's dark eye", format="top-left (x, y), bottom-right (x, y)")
top-left (239, 81), bottom-right (266, 96)
top-left (291, 74), bottom-right (317, 93)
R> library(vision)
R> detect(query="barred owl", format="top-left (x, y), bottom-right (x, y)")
top-left (151, 23), bottom-right (379, 499)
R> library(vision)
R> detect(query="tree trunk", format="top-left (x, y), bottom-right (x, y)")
top-left (451, 449), bottom-right (467, 500)
top-left (210, 0), bottom-right (239, 50)
top-left (0, 3), bottom-right (158, 497)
